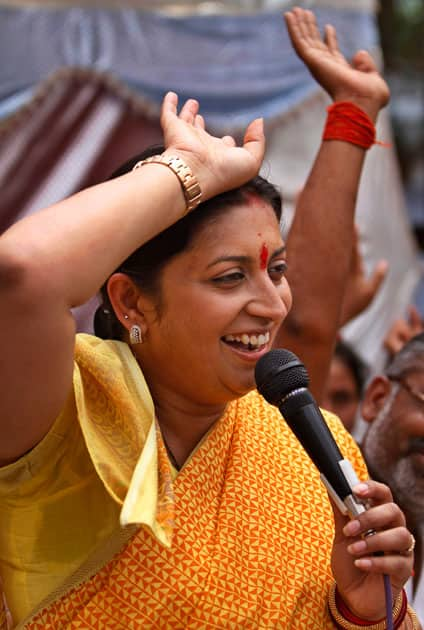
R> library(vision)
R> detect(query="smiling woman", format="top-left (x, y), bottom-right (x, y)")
top-left (0, 7), bottom-right (420, 630)
top-left (99, 154), bottom-right (291, 461)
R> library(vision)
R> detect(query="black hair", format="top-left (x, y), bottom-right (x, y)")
top-left (334, 339), bottom-right (368, 397)
top-left (94, 145), bottom-right (283, 340)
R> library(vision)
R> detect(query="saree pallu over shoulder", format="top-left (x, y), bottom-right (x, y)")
top-left (72, 334), bottom-right (175, 546)
top-left (21, 353), bottom-right (367, 630)
top-left (0, 334), bottom-right (177, 629)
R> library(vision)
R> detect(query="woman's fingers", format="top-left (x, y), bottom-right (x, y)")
top-left (353, 551), bottom-right (414, 585)
top-left (242, 118), bottom-right (265, 163)
top-left (179, 98), bottom-right (199, 123)
top-left (161, 93), bottom-right (200, 128)
top-left (221, 135), bottom-right (236, 147)
top-left (352, 479), bottom-right (394, 506)
top-left (347, 527), bottom-right (413, 558)
top-left (342, 481), bottom-right (406, 536)
top-left (343, 502), bottom-right (405, 541)
top-left (338, 481), bottom-right (414, 585)
top-left (339, 479), bottom-right (412, 580)
top-left (194, 114), bottom-right (205, 129)
top-left (350, 527), bottom-right (414, 587)
top-left (160, 91), bottom-right (179, 125)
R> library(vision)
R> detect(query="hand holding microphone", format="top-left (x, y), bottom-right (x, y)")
top-left (255, 349), bottom-right (415, 626)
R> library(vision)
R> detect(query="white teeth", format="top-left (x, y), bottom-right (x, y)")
top-left (223, 331), bottom-right (270, 347)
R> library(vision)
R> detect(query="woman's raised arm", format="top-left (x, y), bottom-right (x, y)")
top-left (0, 93), bottom-right (265, 464)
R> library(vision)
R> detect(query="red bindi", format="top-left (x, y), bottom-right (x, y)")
top-left (260, 243), bottom-right (268, 270)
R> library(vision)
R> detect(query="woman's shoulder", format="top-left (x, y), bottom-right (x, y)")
top-left (74, 332), bottom-right (154, 415)
top-left (73, 334), bottom-right (156, 504)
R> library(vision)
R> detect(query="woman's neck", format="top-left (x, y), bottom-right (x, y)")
top-left (153, 395), bottom-right (227, 470)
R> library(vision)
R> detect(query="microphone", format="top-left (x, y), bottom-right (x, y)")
top-left (254, 348), bottom-right (367, 519)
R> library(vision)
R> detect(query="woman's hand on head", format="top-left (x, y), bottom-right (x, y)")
top-left (284, 7), bottom-right (390, 120)
top-left (330, 480), bottom-right (414, 621)
top-left (160, 92), bottom-right (265, 201)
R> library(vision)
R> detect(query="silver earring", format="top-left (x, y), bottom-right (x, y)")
top-left (129, 324), bottom-right (143, 345)
top-left (123, 314), bottom-right (129, 320)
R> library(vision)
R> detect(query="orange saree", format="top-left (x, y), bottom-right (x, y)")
top-left (4, 335), bottom-right (367, 628)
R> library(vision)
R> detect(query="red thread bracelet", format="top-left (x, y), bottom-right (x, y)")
top-left (323, 101), bottom-right (390, 150)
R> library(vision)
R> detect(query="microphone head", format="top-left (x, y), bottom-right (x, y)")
top-left (254, 349), bottom-right (309, 405)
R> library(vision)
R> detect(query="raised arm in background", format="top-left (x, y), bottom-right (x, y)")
top-left (338, 226), bottom-right (388, 328)
top-left (277, 8), bottom-right (390, 401)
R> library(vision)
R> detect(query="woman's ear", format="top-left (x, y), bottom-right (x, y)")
top-left (106, 273), bottom-right (149, 337)
top-left (361, 375), bottom-right (392, 424)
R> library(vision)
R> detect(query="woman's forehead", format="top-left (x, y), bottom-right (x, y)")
top-left (193, 200), bottom-right (282, 247)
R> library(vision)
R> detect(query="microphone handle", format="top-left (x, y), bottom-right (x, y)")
top-left (279, 389), bottom-right (368, 520)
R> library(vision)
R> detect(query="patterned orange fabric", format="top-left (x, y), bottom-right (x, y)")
top-left (24, 389), bottom-right (366, 628)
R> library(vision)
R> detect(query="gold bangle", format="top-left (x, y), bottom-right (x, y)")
top-left (406, 605), bottom-right (421, 630)
top-left (328, 583), bottom-right (404, 630)
top-left (133, 154), bottom-right (202, 215)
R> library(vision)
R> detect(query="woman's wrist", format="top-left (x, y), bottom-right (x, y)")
top-left (328, 583), bottom-right (408, 629)
top-left (161, 148), bottom-right (218, 203)
top-left (133, 153), bottom-right (202, 215)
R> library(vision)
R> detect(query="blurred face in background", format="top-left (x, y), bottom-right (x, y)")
top-left (322, 355), bottom-right (361, 433)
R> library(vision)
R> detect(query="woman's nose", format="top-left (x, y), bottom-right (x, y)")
top-left (246, 277), bottom-right (291, 321)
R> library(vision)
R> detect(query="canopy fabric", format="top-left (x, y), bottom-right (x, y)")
top-left (0, 68), bottom-right (162, 233)
top-left (0, 5), bottom-right (378, 131)
top-left (0, 1), bottom-right (378, 12)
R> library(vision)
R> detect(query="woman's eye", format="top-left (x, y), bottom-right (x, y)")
top-left (268, 261), bottom-right (288, 281)
top-left (212, 271), bottom-right (245, 285)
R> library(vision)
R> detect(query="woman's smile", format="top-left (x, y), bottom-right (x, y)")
top-left (221, 331), bottom-right (272, 361)
top-left (135, 198), bottom-right (291, 405)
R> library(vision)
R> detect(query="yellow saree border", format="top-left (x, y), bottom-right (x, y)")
top-left (9, 334), bottom-right (177, 628)
top-left (73, 334), bottom-right (176, 546)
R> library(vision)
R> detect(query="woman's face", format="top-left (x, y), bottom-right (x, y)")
top-left (137, 197), bottom-right (292, 407)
